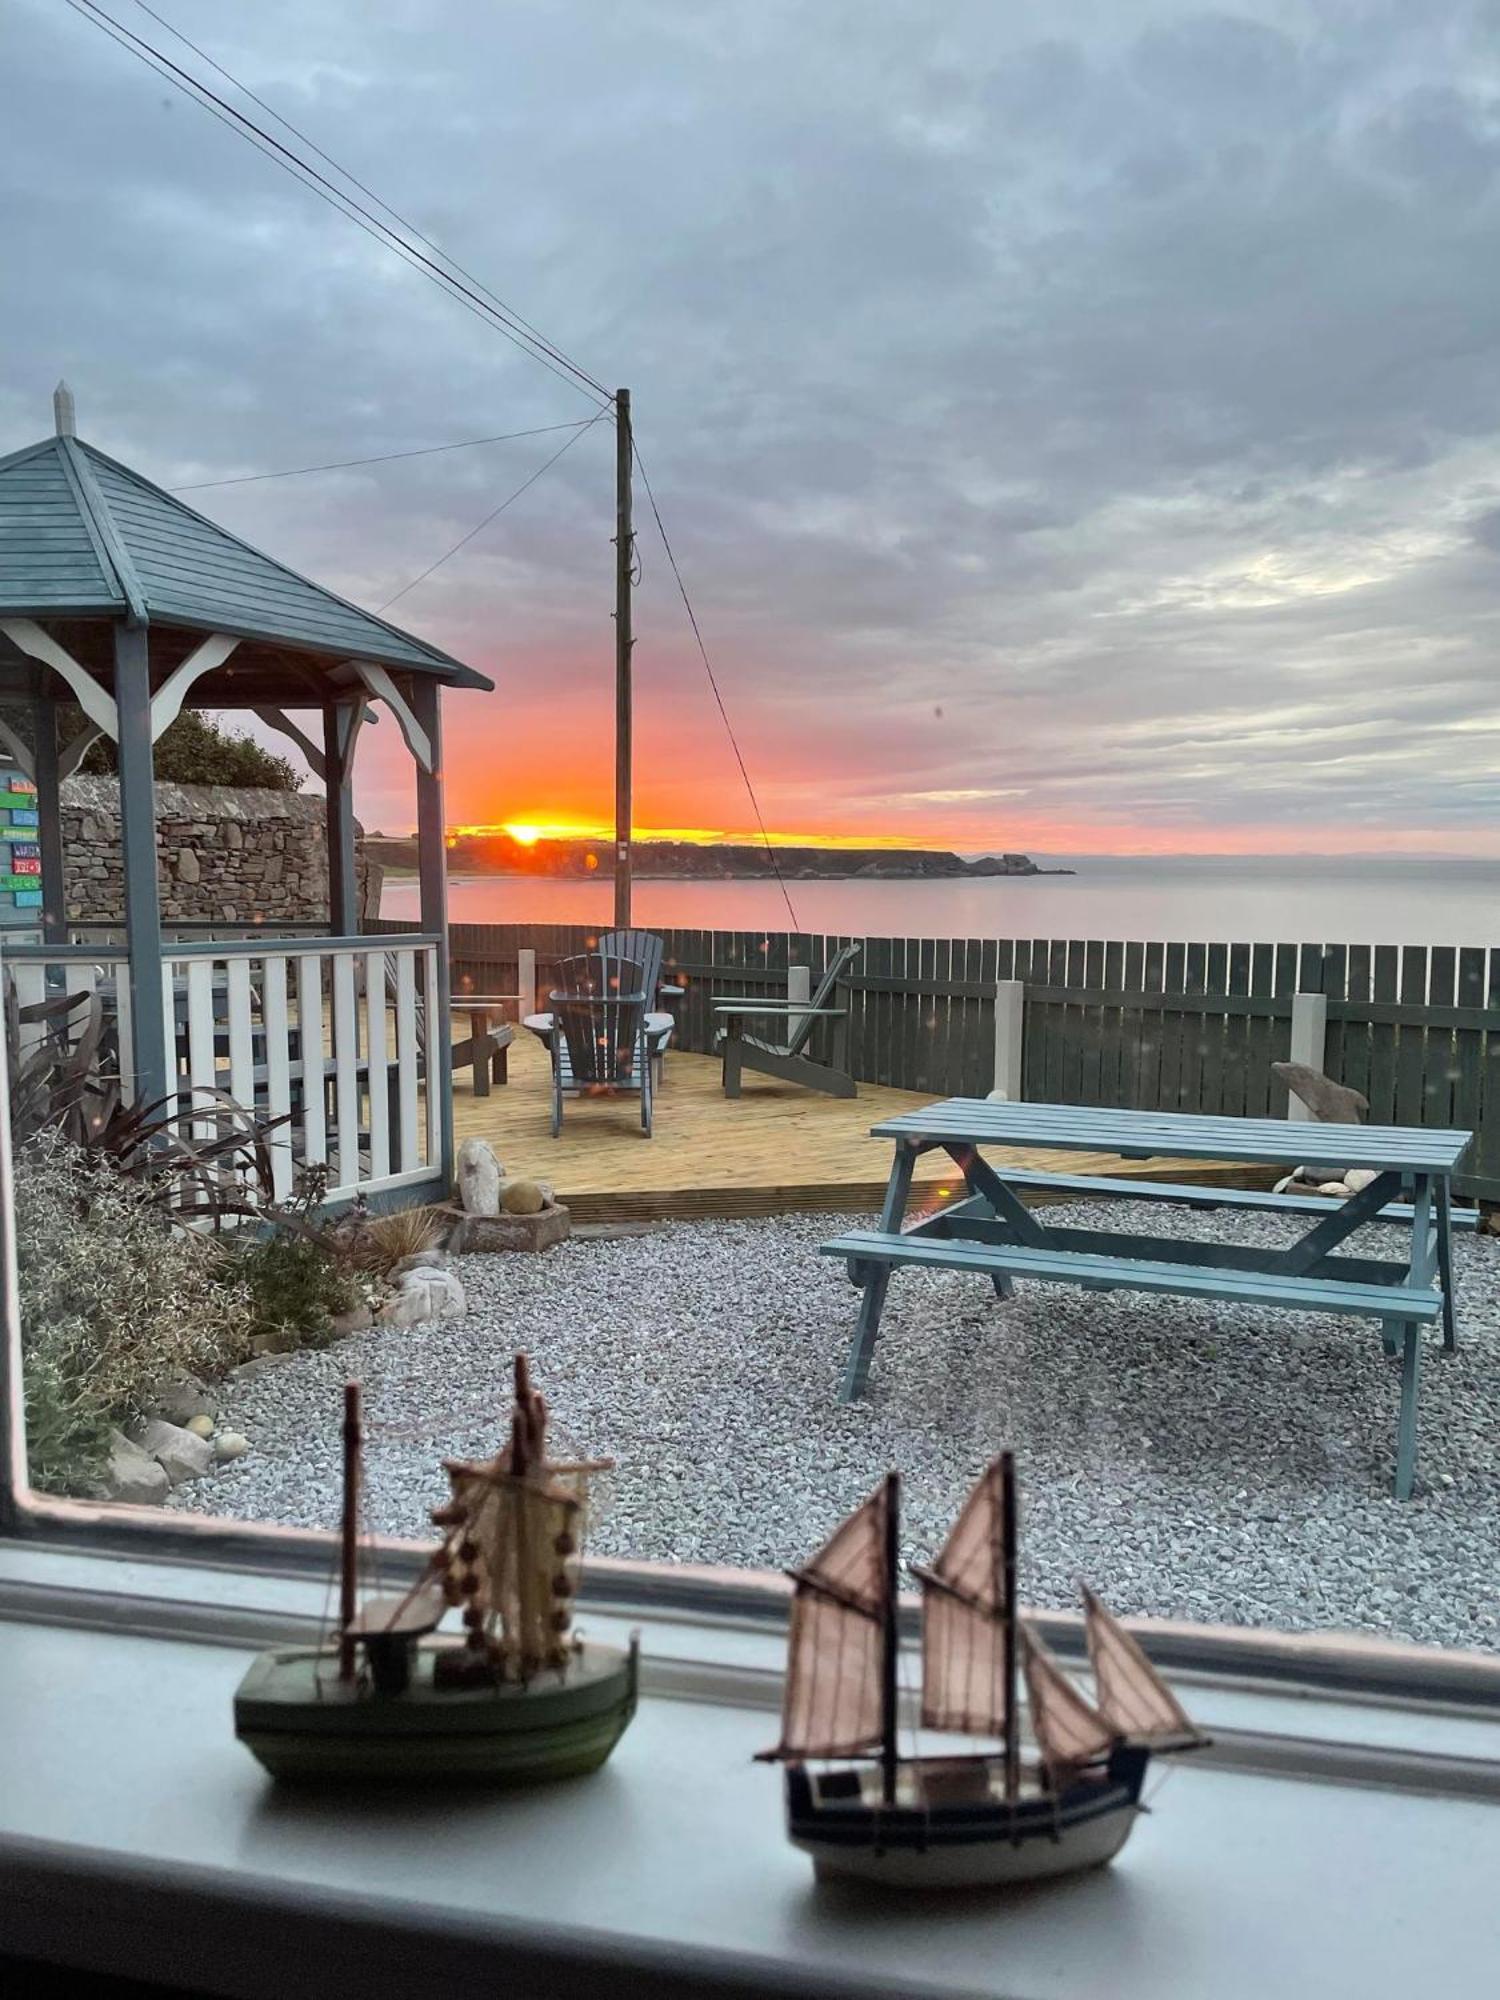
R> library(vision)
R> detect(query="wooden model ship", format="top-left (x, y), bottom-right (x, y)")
top-left (759, 1454), bottom-right (1206, 1887)
top-left (235, 1356), bottom-right (638, 1782)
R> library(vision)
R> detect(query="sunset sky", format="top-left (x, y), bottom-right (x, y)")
top-left (6, 2), bottom-right (1500, 856)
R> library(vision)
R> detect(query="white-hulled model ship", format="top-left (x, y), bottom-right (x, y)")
top-left (759, 1453), bottom-right (1207, 1887)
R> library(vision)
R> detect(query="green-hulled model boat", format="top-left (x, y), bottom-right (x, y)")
top-left (235, 1355), bottom-right (638, 1784)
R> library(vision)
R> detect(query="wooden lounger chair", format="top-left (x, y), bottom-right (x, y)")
top-left (713, 942), bottom-right (862, 1100)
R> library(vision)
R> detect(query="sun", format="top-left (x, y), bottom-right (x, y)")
top-left (503, 823), bottom-right (543, 846)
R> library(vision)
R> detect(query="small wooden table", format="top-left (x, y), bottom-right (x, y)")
top-left (453, 999), bottom-right (517, 1097)
top-left (822, 1099), bottom-right (1473, 1498)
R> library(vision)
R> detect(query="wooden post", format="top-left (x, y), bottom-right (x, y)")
top-left (338, 1380), bottom-right (361, 1681)
top-left (989, 977), bottom-right (1025, 1102)
top-left (517, 945), bottom-right (537, 1018)
top-left (323, 703), bottom-right (360, 936)
top-left (411, 677), bottom-right (454, 1187)
top-left (30, 695), bottom-right (66, 944)
top-left (613, 388), bottom-right (634, 930)
top-left (787, 962), bottom-right (810, 1043)
top-left (1287, 992), bottom-right (1328, 1122)
top-left (113, 623), bottom-right (169, 1108)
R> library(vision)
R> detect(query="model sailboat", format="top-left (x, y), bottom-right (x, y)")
top-left (234, 1356), bottom-right (638, 1783)
top-left (759, 1454), bottom-right (1206, 1887)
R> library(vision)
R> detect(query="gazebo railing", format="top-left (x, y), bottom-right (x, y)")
top-left (4, 933), bottom-right (443, 1207)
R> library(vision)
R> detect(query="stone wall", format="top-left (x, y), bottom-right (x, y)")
top-left (60, 776), bottom-right (370, 927)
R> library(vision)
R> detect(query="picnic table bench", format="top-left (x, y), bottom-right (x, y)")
top-left (820, 1099), bottom-right (1474, 1499)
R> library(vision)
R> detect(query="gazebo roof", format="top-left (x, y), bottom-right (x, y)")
top-left (0, 429), bottom-right (491, 691)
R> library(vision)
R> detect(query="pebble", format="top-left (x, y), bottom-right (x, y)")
top-left (170, 1200), bottom-right (1500, 1654)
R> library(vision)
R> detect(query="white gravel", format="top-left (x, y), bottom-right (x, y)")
top-left (174, 1201), bottom-right (1500, 1654)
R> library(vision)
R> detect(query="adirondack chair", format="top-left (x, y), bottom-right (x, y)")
top-left (524, 932), bottom-right (676, 1090)
top-left (597, 928), bottom-right (683, 1085)
top-left (713, 943), bottom-right (862, 1100)
top-left (546, 949), bottom-right (655, 1137)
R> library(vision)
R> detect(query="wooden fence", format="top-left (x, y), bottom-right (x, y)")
top-left (397, 922), bottom-right (1500, 1200)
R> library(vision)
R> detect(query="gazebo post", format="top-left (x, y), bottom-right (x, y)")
top-left (29, 693), bottom-right (66, 944)
top-left (322, 701), bottom-right (360, 936)
top-left (113, 622), bottom-right (170, 1108)
top-left (410, 677), bottom-right (453, 1187)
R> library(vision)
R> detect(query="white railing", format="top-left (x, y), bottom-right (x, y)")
top-left (4, 933), bottom-right (443, 1207)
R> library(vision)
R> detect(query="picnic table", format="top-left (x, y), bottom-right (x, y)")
top-left (821, 1099), bottom-right (1475, 1499)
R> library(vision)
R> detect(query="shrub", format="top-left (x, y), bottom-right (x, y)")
top-left (14, 1133), bottom-right (258, 1494)
top-left (226, 1230), bottom-right (361, 1352)
top-left (80, 707), bottom-right (302, 791)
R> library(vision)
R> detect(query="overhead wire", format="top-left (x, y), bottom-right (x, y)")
top-left (169, 421), bottom-right (596, 493)
top-left (378, 412), bottom-right (608, 611)
top-left (67, 1), bottom-right (797, 896)
top-left (62, 0), bottom-right (613, 407)
top-left (126, 0), bottom-right (576, 375)
top-left (631, 442), bottom-right (802, 931)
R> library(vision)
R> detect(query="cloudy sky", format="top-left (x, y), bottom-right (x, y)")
top-left (5, 0), bottom-right (1500, 853)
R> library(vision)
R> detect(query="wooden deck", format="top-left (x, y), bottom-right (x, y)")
top-left (449, 1027), bottom-right (1265, 1223)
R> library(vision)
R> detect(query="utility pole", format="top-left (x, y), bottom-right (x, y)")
top-left (613, 387), bottom-right (634, 928)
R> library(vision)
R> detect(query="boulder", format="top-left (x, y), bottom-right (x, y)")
top-left (185, 1414), bottom-right (215, 1440)
top-left (147, 1375), bottom-right (217, 1427)
top-left (1272, 1062), bottom-right (1369, 1125)
top-left (1344, 1168), bottom-right (1379, 1194)
top-left (501, 1178), bottom-right (546, 1216)
top-left (132, 1417), bottom-right (214, 1485)
top-left (379, 1266), bottom-right (468, 1327)
top-left (457, 1138), bottom-right (504, 1217)
top-left (391, 1249), bottom-right (449, 1276)
top-left (214, 1432), bottom-right (249, 1463)
top-left (104, 1430), bottom-right (169, 1506)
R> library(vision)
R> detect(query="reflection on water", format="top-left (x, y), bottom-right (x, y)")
top-left (384, 855), bottom-right (1498, 948)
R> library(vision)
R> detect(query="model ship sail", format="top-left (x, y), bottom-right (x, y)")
top-left (427, 1354), bottom-right (611, 1680)
top-left (760, 1478), bottom-right (892, 1761)
top-left (1019, 1627), bottom-right (1115, 1774)
top-left (914, 1456), bottom-right (1010, 1738)
top-left (1083, 1586), bottom-right (1207, 1752)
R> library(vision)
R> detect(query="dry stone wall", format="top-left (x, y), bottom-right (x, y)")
top-left (61, 776), bottom-right (370, 927)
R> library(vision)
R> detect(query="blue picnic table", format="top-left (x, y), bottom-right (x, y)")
top-left (821, 1099), bottom-right (1475, 1500)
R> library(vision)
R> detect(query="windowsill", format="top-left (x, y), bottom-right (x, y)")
top-left (2, 1543), bottom-right (1498, 1999)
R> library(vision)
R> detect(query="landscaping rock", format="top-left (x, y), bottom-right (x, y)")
top-left (379, 1266), bottom-right (468, 1326)
top-left (132, 1417), bottom-right (214, 1485)
top-left (214, 1432), bottom-right (249, 1463)
top-left (1344, 1169), bottom-right (1380, 1194)
top-left (501, 1178), bottom-right (546, 1216)
top-left (1272, 1062), bottom-right (1369, 1125)
top-left (147, 1375), bottom-right (217, 1427)
top-left (329, 1303), bottom-right (373, 1338)
top-left (449, 1204), bottom-right (571, 1254)
top-left (104, 1430), bottom-right (169, 1506)
top-left (185, 1414), bottom-right (216, 1440)
top-left (457, 1138), bottom-right (504, 1217)
top-left (391, 1250), bottom-right (449, 1276)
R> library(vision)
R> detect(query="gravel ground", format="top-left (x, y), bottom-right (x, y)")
top-left (174, 1201), bottom-right (1500, 1654)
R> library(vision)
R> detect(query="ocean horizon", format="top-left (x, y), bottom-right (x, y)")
top-left (382, 852), bottom-right (1499, 949)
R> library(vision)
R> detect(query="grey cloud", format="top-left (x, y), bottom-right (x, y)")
top-left (3, 0), bottom-right (1499, 843)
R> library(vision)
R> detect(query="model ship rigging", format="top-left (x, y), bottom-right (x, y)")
top-left (234, 1356), bottom-right (638, 1782)
top-left (759, 1454), bottom-right (1207, 1887)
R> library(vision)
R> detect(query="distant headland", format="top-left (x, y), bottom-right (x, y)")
top-left (366, 833), bottom-right (1074, 882)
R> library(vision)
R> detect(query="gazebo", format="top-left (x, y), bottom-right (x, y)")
top-left (0, 385), bottom-right (493, 1208)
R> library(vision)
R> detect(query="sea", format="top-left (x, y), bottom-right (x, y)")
top-left (381, 854), bottom-right (1498, 949)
